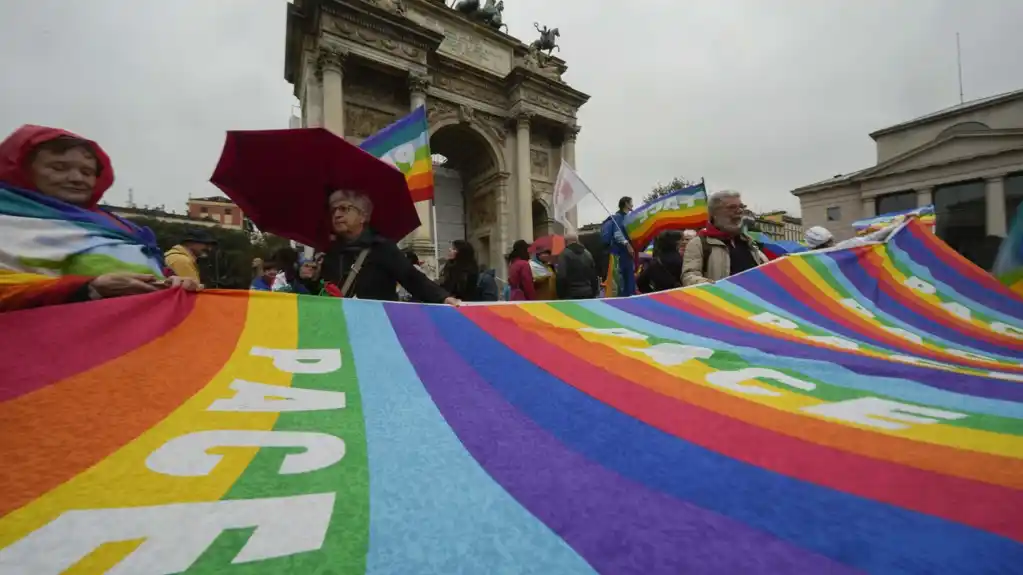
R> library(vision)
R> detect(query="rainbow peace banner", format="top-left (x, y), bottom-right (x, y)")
top-left (853, 204), bottom-right (936, 236)
top-left (624, 183), bottom-right (708, 250)
top-left (359, 105), bottom-right (434, 203)
top-left (3, 219), bottom-right (1023, 574)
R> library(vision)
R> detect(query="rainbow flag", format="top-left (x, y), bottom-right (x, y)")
top-left (3, 219), bottom-right (1023, 574)
top-left (359, 105), bottom-right (434, 203)
top-left (747, 230), bottom-right (809, 260)
top-left (853, 204), bottom-right (936, 236)
top-left (624, 183), bottom-right (708, 251)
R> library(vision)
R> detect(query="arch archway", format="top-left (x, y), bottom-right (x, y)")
top-left (531, 198), bottom-right (564, 240)
top-left (428, 120), bottom-right (505, 268)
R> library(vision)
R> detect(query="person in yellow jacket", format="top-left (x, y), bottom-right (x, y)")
top-left (164, 229), bottom-right (216, 281)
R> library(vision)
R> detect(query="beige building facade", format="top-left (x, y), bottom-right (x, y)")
top-left (792, 88), bottom-right (1023, 262)
top-left (284, 0), bottom-right (589, 275)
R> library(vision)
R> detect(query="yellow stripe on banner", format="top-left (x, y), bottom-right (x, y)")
top-left (0, 294), bottom-right (300, 558)
top-left (409, 157), bottom-right (432, 176)
top-left (0, 270), bottom-right (55, 284)
top-left (516, 303), bottom-right (1023, 459)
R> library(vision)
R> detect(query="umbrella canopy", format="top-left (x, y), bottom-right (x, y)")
top-left (529, 234), bottom-right (566, 256)
top-left (210, 128), bottom-right (420, 250)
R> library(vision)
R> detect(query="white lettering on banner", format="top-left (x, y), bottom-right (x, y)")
top-left (635, 193), bottom-right (698, 225)
top-left (579, 327), bottom-right (647, 340)
top-left (903, 276), bottom-right (936, 295)
top-left (0, 493), bottom-right (335, 574)
top-left (991, 322), bottom-right (1023, 339)
top-left (705, 368), bottom-right (816, 397)
top-left (840, 298), bottom-right (875, 318)
top-left (250, 347), bottom-right (342, 374)
top-left (208, 380), bottom-right (346, 412)
top-left (890, 355), bottom-right (954, 369)
top-left (802, 397), bottom-right (967, 430)
top-left (630, 344), bottom-right (713, 366)
top-left (939, 301), bottom-right (972, 321)
top-left (749, 312), bottom-right (799, 330)
top-left (146, 430), bottom-right (346, 477)
top-left (881, 326), bottom-right (924, 345)
top-left (944, 348), bottom-right (995, 363)
top-left (806, 335), bottom-right (860, 350)
top-left (988, 370), bottom-right (1023, 382)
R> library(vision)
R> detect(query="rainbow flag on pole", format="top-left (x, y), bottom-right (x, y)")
top-left (624, 182), bottom-right (708, 250)
top-left (2, 220), bottom-right (1023, 573)
top-left (360, 105), bottom-right (434, 203)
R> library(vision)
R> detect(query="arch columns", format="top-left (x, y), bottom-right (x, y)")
top-left (515, 113), bottom-right (533, 241)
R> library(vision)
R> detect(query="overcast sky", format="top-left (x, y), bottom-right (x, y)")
top-left (2, 0), bottom-right (1021, 224)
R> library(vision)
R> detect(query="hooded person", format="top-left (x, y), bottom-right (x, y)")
top-left (0, 125), bottom-right (200, 311)
top-left (804, 226), bottom-right (835, 250)
top-left (164, 229), bottom-right (217, 282)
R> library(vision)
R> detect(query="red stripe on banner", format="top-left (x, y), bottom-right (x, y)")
top-left (462, 305), bottom-right (1023, 541)
top-left (0, 289), bottom-right (195, 402)
top-left (0, 291), bottom-right (248, 517)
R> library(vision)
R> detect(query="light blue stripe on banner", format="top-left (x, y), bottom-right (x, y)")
top-left (576, 299), bottom-right (1023, 420)
top-left (344, 300), bottom-right (595, 575)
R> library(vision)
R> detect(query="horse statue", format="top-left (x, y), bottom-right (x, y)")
top-left (530, 22), bottom-right (560, 56)
top-left (477, 0), bottom-right (508, 32)
top-left (452, 0), bottom-right (479, 15)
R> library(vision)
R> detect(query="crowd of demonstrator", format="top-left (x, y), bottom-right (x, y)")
top-left (0, 123), bottom-right (840, 313)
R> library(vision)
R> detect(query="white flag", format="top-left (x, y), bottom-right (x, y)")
top-left (552, 160), bottom-right (592, 230)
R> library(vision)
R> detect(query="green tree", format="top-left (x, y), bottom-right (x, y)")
top-left (643, 176), bottom-right (698, 205)
top-left (129, 217), bottom-right (292, 289)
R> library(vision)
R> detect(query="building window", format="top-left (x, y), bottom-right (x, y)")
top-left (874, 191), bottom-right (916, 216)
top-left (1006, 172), bottom-right (1023, 227)
top-left (200, 207), bottom-right (208, 214)
top-left (224, 208), bottom-right (232, 215)
top-left (826, 206), bottom-right (841, 221)
top-left (934, 180), bottom-right (986, 260)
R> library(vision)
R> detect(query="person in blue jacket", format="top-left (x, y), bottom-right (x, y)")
top-left (608, 196), bottom-right (637, 296)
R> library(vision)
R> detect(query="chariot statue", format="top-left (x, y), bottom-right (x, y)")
top-left (452, 0), bottom-right (507, 32)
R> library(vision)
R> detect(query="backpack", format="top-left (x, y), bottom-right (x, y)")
top-left (701, 236), bottom-right (712, 277)
top-left (600, 216), bottom-right (615, 246)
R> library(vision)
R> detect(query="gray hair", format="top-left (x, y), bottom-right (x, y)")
top-left (707, 189), bottom-right (742, 213)
top-left (329, 189), bottom-right (373, 219)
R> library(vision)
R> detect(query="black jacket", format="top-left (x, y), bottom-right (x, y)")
top-left (441, 263), bottom-right (480, 302)
top-left (637, 252), bottom-right (682, 293)
top-left (556, 243), bottom-right (599, 299)
top-left (321, 230), bottom-right (449, 303)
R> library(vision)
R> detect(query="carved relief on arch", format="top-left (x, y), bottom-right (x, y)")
top-left (531, 179), bottom-right (553, 202)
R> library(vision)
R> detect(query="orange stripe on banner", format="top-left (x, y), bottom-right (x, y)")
top-left (0, 292), bottom-right (248, 517)
top-left (490, 305), bottom-right (1023, 489)
top-left (407, 171), bottom-right (433, 190)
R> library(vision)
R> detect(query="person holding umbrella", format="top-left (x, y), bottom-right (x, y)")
top-left (210, 127), bottom-right (458, 304)
top-left (320, 189), bottom-right (456, 303)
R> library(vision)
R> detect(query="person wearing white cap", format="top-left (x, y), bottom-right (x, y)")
top-left (804, 226), bottom-right (835, 250)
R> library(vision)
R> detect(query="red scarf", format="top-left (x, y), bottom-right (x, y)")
top-left (699, 224), bottom-right (738, 240)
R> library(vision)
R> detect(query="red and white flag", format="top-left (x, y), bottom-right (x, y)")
top-left (552, 160), bottom-right (593, 231)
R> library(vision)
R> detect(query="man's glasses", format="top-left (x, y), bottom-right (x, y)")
top-left (330, 204), bottom-right (361, 215)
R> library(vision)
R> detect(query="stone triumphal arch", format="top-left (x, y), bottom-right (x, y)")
top-left (284, 0), bottom-right (589, 274)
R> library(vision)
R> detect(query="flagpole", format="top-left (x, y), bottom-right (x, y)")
top-left (431, 199), bottom-right (440, 278)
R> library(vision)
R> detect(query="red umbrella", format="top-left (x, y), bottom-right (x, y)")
top-left (529, 234), bottom-right (566, 256)
top-left (210, 128), bottom-right (420, 250)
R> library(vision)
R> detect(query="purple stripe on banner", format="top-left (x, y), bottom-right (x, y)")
top-left (386, 304), bottom-right (861, 575)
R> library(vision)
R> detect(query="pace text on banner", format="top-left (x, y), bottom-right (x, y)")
top-left (359, 105), bottom-right (434, 203)
top-left (624, 182), bottom-right (708, 251)
top-left (551, 160), bottom-right (594, 232)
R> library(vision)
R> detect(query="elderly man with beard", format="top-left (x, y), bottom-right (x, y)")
top-left (682, 190), bottom-right (768, 286)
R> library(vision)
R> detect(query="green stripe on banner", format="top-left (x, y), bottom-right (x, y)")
top-left (187, 295), bottom-right (370, 574)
